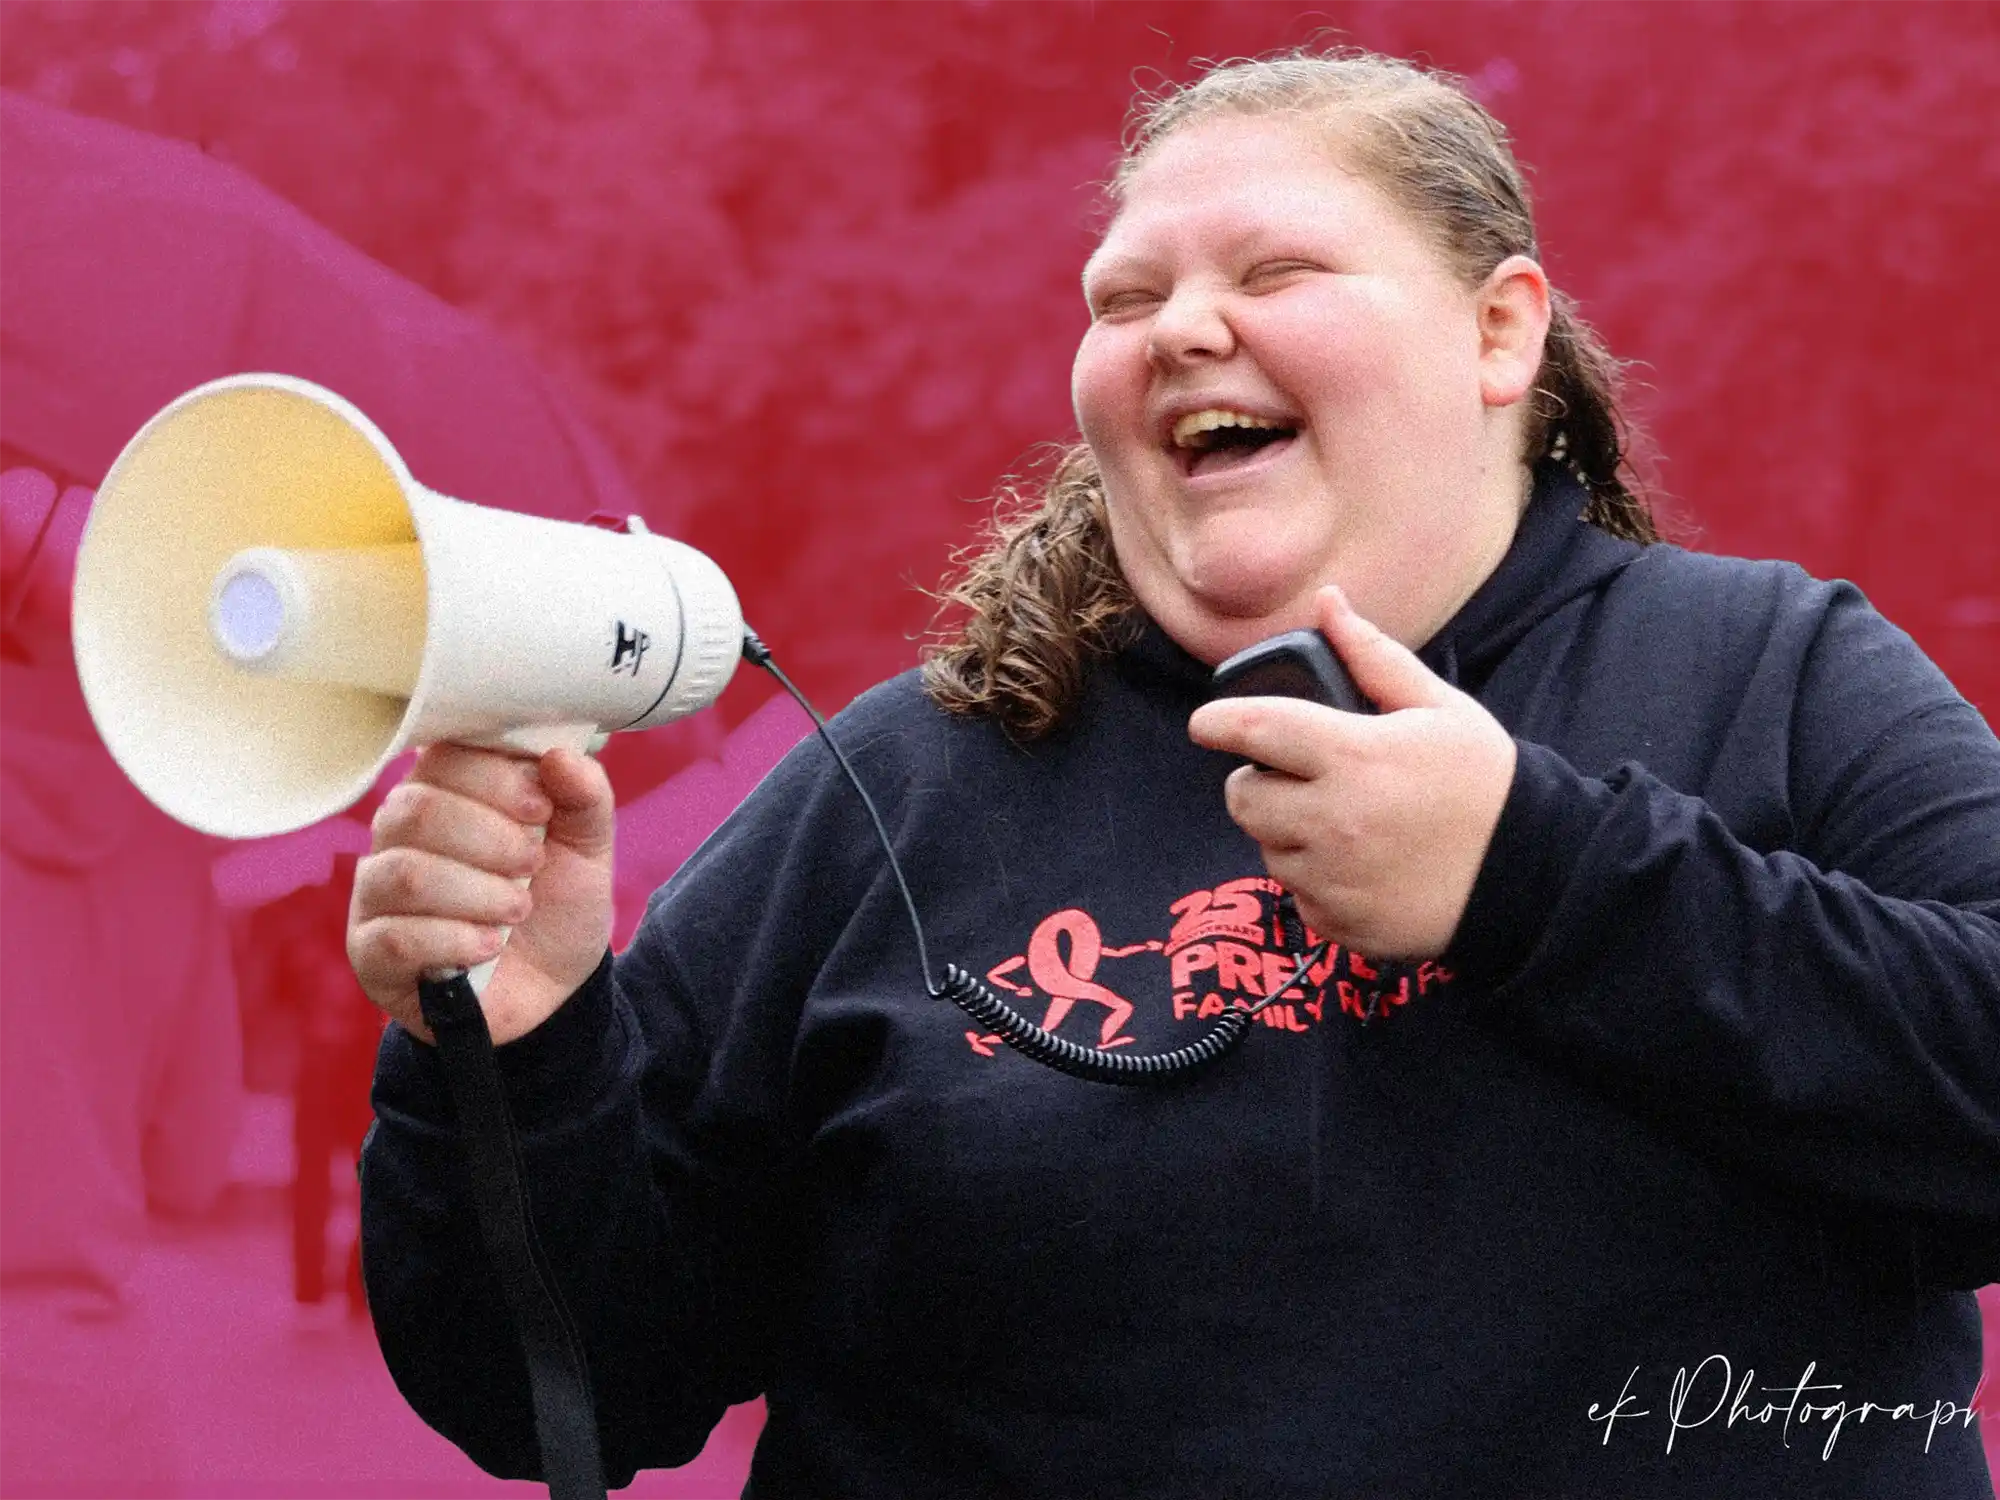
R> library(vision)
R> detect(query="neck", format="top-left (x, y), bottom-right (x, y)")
top-left (1396, 458), bottom-right (1535, 651)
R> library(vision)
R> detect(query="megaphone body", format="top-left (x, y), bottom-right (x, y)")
top-left (72, 373), bottom-right (744, 842)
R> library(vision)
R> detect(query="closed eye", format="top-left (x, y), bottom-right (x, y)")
top-left (1244, 260), bottom-right (1322, 290)
top-left (1090, 288), bottom-right (1162, 320)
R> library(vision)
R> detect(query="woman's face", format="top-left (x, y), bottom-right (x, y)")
top-left (1072, 112), bottom-right (1544, 665)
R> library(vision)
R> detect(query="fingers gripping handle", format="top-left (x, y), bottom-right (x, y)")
top-left (423, 720), bottom-right (603, 999)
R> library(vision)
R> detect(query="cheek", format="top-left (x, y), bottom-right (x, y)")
top-left (1261, 287), bottom-right (1463, 418)
top-left (1367, 293), bottom-right (1486, 414)
top-left (1070, 328), bottom-right (1141, 448)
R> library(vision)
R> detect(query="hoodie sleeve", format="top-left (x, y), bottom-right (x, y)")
top-left (358, 946), bottom-right (752, 1487)
top-left (1446, 582), bottom-right (2000, 1288)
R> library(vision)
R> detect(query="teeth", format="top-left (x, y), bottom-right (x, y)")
top-left (1171, 409), bottom-right (1294, 448)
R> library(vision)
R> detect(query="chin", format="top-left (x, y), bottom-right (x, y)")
top-left (1140, 574), bottom-right (1318, 667)
top-left (1177, 540), bottom-right (1318, 621)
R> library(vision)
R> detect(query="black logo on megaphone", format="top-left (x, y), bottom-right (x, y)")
top-left (610, 620), bottom-right (650, 676)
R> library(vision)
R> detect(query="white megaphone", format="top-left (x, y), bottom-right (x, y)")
top-left (72, 373), bottom-right (745, 844)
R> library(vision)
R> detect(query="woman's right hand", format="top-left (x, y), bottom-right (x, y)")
top-left (348, 743), bottom-right (616, 1047)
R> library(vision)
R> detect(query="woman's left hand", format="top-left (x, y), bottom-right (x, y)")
top-left (1187, 586), bottom-right (1518, 961)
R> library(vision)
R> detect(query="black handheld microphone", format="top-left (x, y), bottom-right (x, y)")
top-left (1210, 628), bottom-right (1370, 714)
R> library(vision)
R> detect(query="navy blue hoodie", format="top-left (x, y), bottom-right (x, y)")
top-left (362, 467), bottom-right (2000, 1498)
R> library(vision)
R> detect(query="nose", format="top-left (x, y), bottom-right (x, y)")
top-left (1146, 281), bottom-right (1235, 368)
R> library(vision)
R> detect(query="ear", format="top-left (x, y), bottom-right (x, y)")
top-left (1474, 254), bottom-right (1551, 409)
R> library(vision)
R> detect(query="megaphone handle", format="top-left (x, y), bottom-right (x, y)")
top-left (426, 721), bottom-right (604, 998)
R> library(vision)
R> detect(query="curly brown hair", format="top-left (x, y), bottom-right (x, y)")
top-left (924, 49), bottom-right (1659, 740)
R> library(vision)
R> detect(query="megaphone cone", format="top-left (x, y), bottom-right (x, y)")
top-left (73, 374), bottom-right (743, 839)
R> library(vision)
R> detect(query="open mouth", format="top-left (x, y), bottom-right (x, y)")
top-left (1171, 411), bottom-right (1300, 479)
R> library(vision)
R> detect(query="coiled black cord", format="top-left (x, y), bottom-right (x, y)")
top-left (744, 630), bottom-right (1325, 1087)
top-left (932, 963), bottom-right (1255, 1084)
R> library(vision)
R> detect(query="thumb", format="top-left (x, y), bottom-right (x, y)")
top-left (536, 746), bottom-right (617, 861)
top-left (1317, 586), bottom-right (1453, 712)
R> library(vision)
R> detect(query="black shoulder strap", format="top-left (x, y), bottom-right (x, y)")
top-left (418, 973), bottom-right (608, 1500)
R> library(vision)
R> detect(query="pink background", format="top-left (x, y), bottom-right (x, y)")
top-left (0, 2), bottom-right (1993, 1496)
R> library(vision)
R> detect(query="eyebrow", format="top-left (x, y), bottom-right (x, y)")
top-left (1079, 249), bottom-right (1152, 292)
